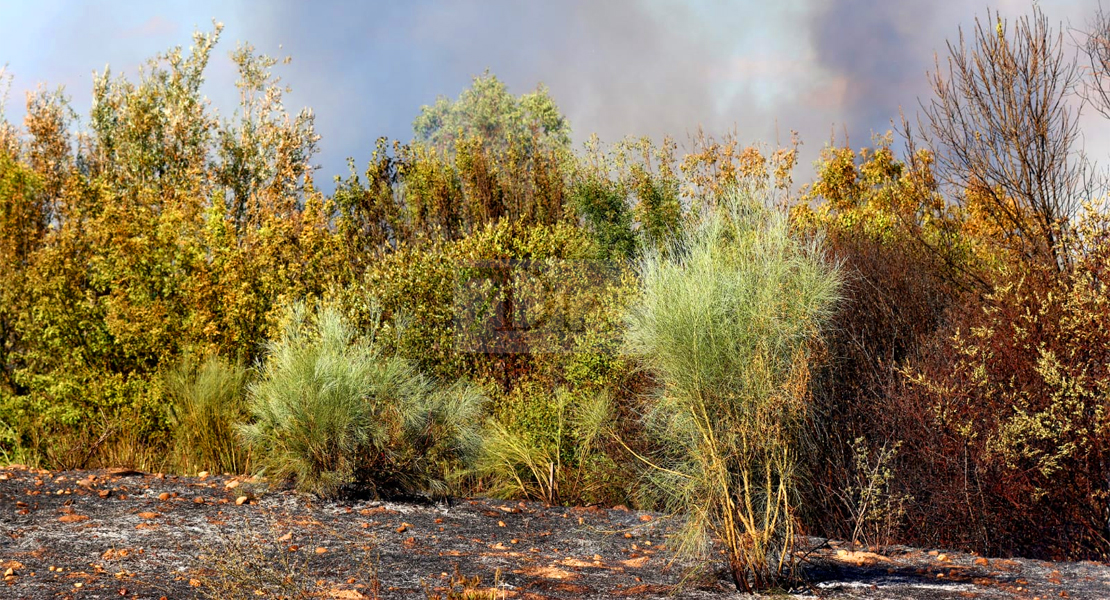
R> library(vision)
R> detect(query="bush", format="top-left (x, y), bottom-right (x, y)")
top-left (571, 176), bottom-right (638, 261)
top-left (790, 140), bottom-right (968, 546)
top-left (240, 303), bottom-right (485, 499)
top-left (800, 228), bottom-right (956, 542)
top-left (164, 354), bottom-right (251, 475)
top-left (626, 188), bottom-right (840, 591)
top-left (895, 241), bottom-right (1110, 558)
top-left (475, 385), bottom-right (615, 504)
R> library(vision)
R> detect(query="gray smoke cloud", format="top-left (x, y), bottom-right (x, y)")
top-left (243, 0), bottom-right (744, 168)
top-left (806, 0), bottom-right (963, 146)
top-left (806, 0), bottom-right (1102, 147)
top-left (1, 0), bottom-right (1107, 187)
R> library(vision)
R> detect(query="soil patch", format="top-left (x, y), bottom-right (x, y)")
top-left (1, 466), bottom-right (1108, 599)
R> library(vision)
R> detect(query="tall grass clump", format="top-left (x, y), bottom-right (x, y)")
top-left (165, 355), bottom-right (252, 475)
top-left (625, 188), bottom-right (840, 592)
top-left (475, 386), bottom-right (615, 504)
top-left (240, 303), bottom-right (485, 499)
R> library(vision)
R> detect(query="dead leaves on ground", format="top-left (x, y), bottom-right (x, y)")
top-left (833, 549), bottom-right (892, 566)
top-left (516, 565), bottom-right (577, 580)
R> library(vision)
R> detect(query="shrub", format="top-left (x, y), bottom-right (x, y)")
top-left (896, 241), bottom-right (1110, 558)
top-left (571, 176), bottom-right (638, 261)
top-left (790, 139), bottom-right (968, 545)
top-left (625, 188), bottom-right (840, 591)
top-left (836, 436), bottom-right (910, 548)
top-left (342, 240), bottom-right (462, 380)
top-left (164, 354), bottom-right (251, 475)
top-left (0, 29), bottom-right (336, 469)
top-left (475, 385), bottom-right (614, 504)
top-left (240, 303), bottom-right (485, 499)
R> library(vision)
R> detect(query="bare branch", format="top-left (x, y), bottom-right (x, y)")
top-left (920, 7), bottom-right (1085, 270)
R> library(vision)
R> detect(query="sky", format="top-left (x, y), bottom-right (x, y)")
top-left (0, 0), bottom-right (1106, 189)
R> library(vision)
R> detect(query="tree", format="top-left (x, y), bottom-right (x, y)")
top-left (413, 71), bottom-right (570, 156)
top-left (216, 43), bottom-right (320, 230)
top-left (1081, 4), bottom-right (1110, 120)
top-left (921, 7), bottom-right (1085, 269)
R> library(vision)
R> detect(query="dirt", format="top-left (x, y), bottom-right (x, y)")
top-left (1, 465), bottom-right (1108, 599)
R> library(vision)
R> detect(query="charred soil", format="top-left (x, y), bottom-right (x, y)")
top-left (0, 466), bottom-right (1107, 599)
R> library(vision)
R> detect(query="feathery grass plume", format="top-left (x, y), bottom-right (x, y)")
top-left (165, 354), bottom-right (251, 475)
top-left (625, 186), bottom-right (840, 592)
top-left (240, 302), bottom-right (485, 499)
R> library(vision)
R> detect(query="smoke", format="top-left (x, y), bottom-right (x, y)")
top-left (243, 0), bottom-right (742, 169)
top-left (805, 0), bottom-right (1105, 150)
top-left (2, 0), bottom-right (1108, 186)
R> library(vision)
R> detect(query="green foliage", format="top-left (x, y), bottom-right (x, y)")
top-left (626, 187), bottom-right (840, 591)
top-left (0, 26), bottom-right (336, 469)
top-left (216, 43), bottom-right (320, 224)
top-left (414, 71), bottom-right (570, 155)
top-left (571, 176), bottom-right (638, 261)
top-left (12, 11), bottom-right (1110, 568)
top-left (0, 151), bottom-right (44, 392)
top-left (476, 385), bottom-right (615, 504)
top-left (164, 354), bottom-right (251, 475)
top-left (240, 303), bottom-right (485, 499)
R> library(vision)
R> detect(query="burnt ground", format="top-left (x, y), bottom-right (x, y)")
top-left (1, 465), bottom-right (1108, 599)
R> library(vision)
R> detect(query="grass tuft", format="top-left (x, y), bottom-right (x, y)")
top-left (165, 354), bottom-right (252, 475)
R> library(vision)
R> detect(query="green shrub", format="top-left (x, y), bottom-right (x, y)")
top-left (476, 385), bottom-right (614, 504)
top-left (165, 354), bottom-right (251, 475)
top-left (572, 176), bottom-right (638, 261)
top-left (625, 187), bottom-right (840, 592)
top-left (2, 370), bottom-right (169, 470)
top-left (0, 409), bottom-right (29, 466)
top-left (240, 303), bottom-right (485, 499)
